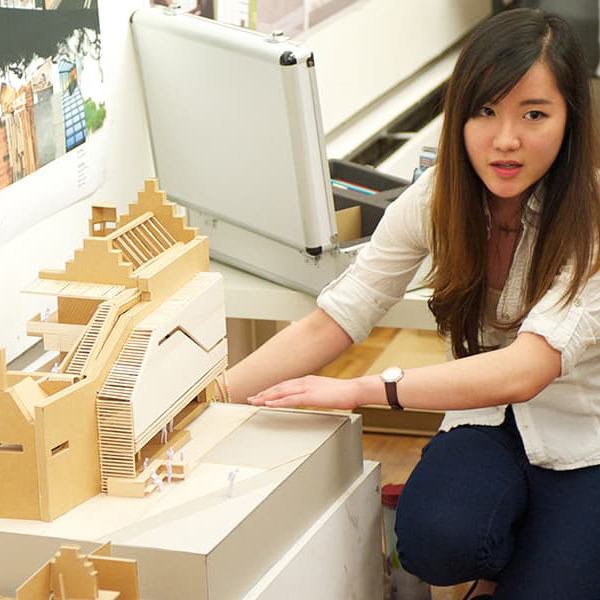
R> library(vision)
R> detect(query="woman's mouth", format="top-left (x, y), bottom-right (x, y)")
top-left (490, 161), bottom-right (522, 177)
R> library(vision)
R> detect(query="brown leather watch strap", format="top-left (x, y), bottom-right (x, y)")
top-left (385, 380), bottom-right (403, 410)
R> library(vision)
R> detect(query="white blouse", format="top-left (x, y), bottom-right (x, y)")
top-left (317, 166), bottom-right (600, 470)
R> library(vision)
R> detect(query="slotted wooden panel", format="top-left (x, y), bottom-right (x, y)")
top-left (113, 237), bottom-right (143, 269)
top-left (96, 399), bottom-right (136, 492)
top-left (97, 329), bottom-right (152, 491)
top-left (130, 224), bottom-right (161, 257)
top-left (147, 215), bottom-right (176, 246)
top-left (110, 215), bottom-right (176, 270)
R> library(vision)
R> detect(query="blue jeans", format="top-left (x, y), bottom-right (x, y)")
top-left (395, 407), bottom-right (600, 599)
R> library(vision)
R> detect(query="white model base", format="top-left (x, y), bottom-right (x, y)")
top-left (246, 460), bottom-right (382, 600)
top-left (0, 404), bottom-right (381, 600)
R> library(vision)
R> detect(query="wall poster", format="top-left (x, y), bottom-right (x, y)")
top-left (0, 0), bottom-right (107, 245)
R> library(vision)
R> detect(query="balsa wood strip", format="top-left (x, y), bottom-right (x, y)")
top-left (147, 217), bottom-right (175, 247)
top-left (113, 237), bottom-right (142, 269)
top-left (139, 221), bottom-right (168, 251)
top-left (22, 279), bottom-right (125, 299)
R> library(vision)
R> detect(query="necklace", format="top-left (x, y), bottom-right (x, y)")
top-left (490, 211), bottom-right (523, 235)
top-left (488, 208), bottom-right (523, 289)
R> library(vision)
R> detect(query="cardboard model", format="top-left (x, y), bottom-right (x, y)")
top-left (2, 542), bottom-right (140, 600)
top-left (0, 179), bottom-right (380, 599)
top-left (0, 179), bottom-right (227, 521)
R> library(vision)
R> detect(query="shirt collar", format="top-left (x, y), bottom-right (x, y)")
top-left (523, 180), bottom-right (544, 227)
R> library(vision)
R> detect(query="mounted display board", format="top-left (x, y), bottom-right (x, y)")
top-left (0, 4), bottom-right (108, 245)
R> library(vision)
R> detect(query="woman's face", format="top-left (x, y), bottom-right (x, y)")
top-left (463, 61), bottom-right (567, 204)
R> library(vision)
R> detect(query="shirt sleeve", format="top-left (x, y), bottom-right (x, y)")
top-left (317, 166), bottom-right (434, 343)
top-left (519, 264), bottom-right (600, 376)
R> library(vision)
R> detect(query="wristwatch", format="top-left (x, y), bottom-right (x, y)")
top-left (381, 366), bottom-right (404, 410)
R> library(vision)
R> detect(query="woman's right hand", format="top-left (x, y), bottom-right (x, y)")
top-left (247, 374), bottom-right (379, 410)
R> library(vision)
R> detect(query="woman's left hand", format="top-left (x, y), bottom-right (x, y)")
top-left (247, 375), bottom-right (368, 410)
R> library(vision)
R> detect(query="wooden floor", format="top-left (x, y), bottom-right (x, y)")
top-left (317, 327), bottom-right (470, 600)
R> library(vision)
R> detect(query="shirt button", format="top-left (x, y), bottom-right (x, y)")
top-left (501, 312), bottom-right (509, 320)
top-left (574, 298), bottom-right (582, 307)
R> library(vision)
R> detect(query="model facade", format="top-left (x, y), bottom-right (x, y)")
top-left (0, 179), bottom-right (227, 521)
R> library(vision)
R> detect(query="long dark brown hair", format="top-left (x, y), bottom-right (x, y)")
top-left (428, 8), bottom-right (600, 358)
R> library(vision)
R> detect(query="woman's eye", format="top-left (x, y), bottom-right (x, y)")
top-left (525, 110), bottom-right (547, 120)
top-left (477, 106), bottom-right (495, 117)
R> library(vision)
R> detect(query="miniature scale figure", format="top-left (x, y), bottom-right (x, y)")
top-left (168, 418), bottom-right (174, 432)
top-left (180, 450), bottom-right (184, 462)
top-left (167, 446), bottom-right (174, 461)
top-left (143, 457), bottom-right (149, 470)
top-left (51, 363), bottom-right (60, 373)
top-left (150, 470), bottom-right (164, 491)
top-left (160, 425), bottom-right (168, 444)
top-left (166, 459), bottom-right (173, 484)
top-left (227, 468), bottom-right (239, 498)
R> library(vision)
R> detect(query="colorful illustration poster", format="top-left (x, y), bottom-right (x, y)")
top-left (0, 1), bottom-right (107, 244)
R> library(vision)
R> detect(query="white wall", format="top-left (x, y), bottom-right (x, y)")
top-left (0, 0), bottom-right (155, 363)
top-left (301, 0), bottom-right (490, 135)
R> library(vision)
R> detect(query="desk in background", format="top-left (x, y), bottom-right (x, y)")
top-left (213, 258), bottom-right (434, 320)
top-left (211, 259), bottom-right (435, 361)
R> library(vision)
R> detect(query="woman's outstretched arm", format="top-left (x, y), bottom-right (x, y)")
top-left (247, 331), bottom-right (561, 411)
top-left (226, 308), bottom-right (353, 403)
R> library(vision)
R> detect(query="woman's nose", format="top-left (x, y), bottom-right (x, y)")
top-left (493, 121), bottom-right (521, 152)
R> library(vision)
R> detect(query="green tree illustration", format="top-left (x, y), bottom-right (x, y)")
top-left (84, 98), bottom-right (106, 133)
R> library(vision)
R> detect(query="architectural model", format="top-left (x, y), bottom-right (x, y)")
top-left (0, 542), bottom-right (140, 600)
top-left (0, 179), bottom-right (227, 521)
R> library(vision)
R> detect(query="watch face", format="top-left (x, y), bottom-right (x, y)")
top-left (382, 366), bottom-right (403, 383)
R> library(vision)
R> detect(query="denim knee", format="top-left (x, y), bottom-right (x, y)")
top-left (395, 495), bottom-right (485, 585)
top-left (395, 478), bottom-right (525, 586)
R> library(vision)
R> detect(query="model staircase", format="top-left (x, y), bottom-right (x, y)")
top-left (65, 303), bottom-right (114, 377)
top-left (61, 289), bottom-right (140, 378)
top-left (96, 328), bottom-right (152, 491)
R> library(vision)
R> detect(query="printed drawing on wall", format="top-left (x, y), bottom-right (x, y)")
top-left (0, 1), bottom-right (107, 245)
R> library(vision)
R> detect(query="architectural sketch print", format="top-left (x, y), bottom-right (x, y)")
top-left (0, 2), bottom-right (105, 192)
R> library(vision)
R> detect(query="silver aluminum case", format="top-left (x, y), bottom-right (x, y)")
top-left (131, 7), bottom-right (370, 295)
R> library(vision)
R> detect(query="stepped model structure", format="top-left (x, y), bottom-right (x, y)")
top-left (0, 180), bottom-right (227, 521)
top-left (1, 542), bottom-right (140, 600)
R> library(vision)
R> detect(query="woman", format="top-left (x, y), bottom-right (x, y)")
top-left (229, 9), bottom-right (600, 598)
